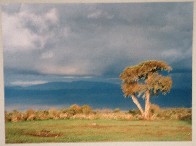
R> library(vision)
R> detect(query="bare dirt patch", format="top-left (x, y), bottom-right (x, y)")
top-left (25, 129), bottom-right (63, 137)
top-left (128, 124), bottom-right (149, 127)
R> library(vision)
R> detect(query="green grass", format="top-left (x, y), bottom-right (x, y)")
top-left (5, 119), bottom-right (192, 143)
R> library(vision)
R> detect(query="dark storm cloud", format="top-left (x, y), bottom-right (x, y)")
top-left (2, 2), bottom-right (193, 87)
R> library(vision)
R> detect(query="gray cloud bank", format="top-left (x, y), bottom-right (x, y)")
top-left (2, 3), bottom-right (193, 88)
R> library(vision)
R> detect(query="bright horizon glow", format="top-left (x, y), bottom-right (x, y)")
top-left (10, 80), bottom-right (48, 87)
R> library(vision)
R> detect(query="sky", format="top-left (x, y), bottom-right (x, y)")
top-left (1, 2), bottom-right (193, 89)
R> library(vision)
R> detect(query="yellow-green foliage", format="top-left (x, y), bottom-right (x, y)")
top-left (5, 105), bottom-right (191, 122)
top-left (35, 110), bottom-right (48, 120)
top-left (150, 104), bottom-right (160, 114)
top-left (65, 104), bottom-right (82, 116)
top-left (81, 105), bottom-right (92, 115)
top-left (120, 60), bottom-right (172, 97)
top-left (9, 110), bottom-right (27, 122)
top-left (5, 111), bottom-right (12, 122)
top-left (26, 109), bottom-right (35, 121)
top-left (120, 60), bottom-right (172, 82)
top-left (48, 108), bottom-right (60, 119)
top-left (156, 108), bottom-right (192, 120)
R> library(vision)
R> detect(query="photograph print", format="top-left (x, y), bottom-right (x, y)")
top-left (1, 2), bottom-right (193, 143)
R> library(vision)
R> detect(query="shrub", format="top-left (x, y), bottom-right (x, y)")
top-left (59, 113), bottom-right (68, 119)
top-left (48, 108), bottom-right (60, 119)
top-left (11, 111), bottom-right (24, 122)
top-left (26, 109), bottom-right (35, 116)
top-left (150, 104), bottom-right (160, 114)
top-left (155, 108), bottom-right (192, 120)
top-left (113, 108), bottom-right (121, 113)
top-left (25, 109), bottom-right (36, 121)
top-left (35, 110), bottom-right (48, 120)
top-left (128, 109), bottom-right (140, 115)
top-left (149, 104), bottom-right (160, 119)
top-left (65, 104), bottom-right (82, 116)
top-left (179, 114), bottom-right (192, 121)
top-left (5, 112), bottom-right (12, 122)
top-left (4, 106), bottom-right (192, 122)
top-left (81, 105), bottom-right (92, 115)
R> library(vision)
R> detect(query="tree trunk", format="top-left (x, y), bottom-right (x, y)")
top-left (144, 90), bottom-right (151, 120)
top-left (131, 95), bottom-right (144, 116)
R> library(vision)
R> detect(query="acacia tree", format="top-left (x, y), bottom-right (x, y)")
top-left (120, 60), bottom-right (172, 120)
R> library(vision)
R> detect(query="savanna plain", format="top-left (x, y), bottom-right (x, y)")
top-left (5, 105), bottom-right (192, 143)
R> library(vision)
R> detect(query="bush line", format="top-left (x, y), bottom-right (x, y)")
top-left (5, 104), bottom-right (192, 122)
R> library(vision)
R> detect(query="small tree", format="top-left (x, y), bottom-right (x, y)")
top-left (120, 60), bottom-right (172, 120)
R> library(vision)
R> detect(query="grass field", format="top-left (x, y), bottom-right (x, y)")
top-left (5, 119), bottom-right (192, 143)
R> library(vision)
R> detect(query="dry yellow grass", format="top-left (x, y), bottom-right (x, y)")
top-left (5, 105), bottom-right (192, 122)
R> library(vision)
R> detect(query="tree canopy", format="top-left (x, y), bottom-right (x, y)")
top-left (120, 60), bottom-right (172, 98)
top-left (120, 60), bottom-right (173, 119)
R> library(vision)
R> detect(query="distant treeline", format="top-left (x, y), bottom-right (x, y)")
top-left (5, 104), bottom-right (192, 122)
